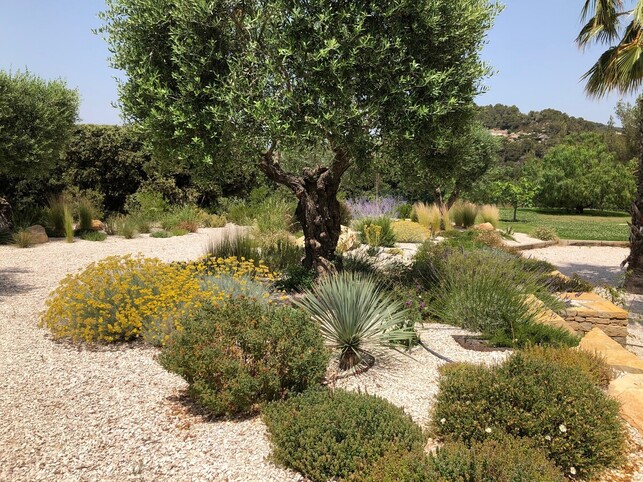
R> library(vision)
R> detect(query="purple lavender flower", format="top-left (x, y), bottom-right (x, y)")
top-left (345, 196), bottom-right (405, 220)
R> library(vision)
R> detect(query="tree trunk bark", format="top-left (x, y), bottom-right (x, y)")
top-left (624, 97), bottom-right (643, 293)
top-left (512, 203), bottom-right (518, 222)
top-left (258, 141), bottom-right (350, 276)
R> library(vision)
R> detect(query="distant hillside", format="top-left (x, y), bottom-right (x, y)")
top-left (477, 104), bottom-right (614, 164)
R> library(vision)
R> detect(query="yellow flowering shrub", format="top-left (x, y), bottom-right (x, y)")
top-left (41, 255), bottom-right (217, 345)
top-left (41, 255), bottom-right (282, 346)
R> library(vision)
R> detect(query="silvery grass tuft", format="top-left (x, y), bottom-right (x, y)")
top-left (295, 272), bottom-right (415, 372)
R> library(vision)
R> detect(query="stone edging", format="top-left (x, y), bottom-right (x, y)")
top-left (513, 239), bottom-right (629, 251)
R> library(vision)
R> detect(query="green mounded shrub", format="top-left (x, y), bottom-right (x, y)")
top-left (160, 299), bottom-right (329, 416)
top-left (353, 216), bottom-right (396, 247)
top-left (397, 202), bottom-right (413, 219)
top-left (80, 231), bottom-right (107, 242)
top-left (432, 351), bottom-right (627, 479)
top-left (428, 249), bottom-right (572, 348)
top-left (169, 227), bottom-right (189, 236)
top-left (351, 435), bottom-right (565, 482)
top-left (125, 190), bottom-right (169, 220)
top-left (262, 388), bottom-right (425, 482)
top-left (533, 226), bottom-right (559, 241)
top-left (521, 345), bottom-right (613, 389)
top-left (274, 264), bottom-right (316, 292)
top-left (150, 229), bottom-right (173, 238)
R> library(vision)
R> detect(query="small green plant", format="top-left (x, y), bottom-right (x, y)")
top-left (160, 299), bottom-right (329, 416)
top-left (150, 230), bottom-right (173, 238)
top-left (77, 197), bottom-right (95, 232)
top-left (119, 218), bottom-right (138, 239)
top-left (533, 226), bottom-right (559, 241)
top-left (12, 229), bottom-right (33, 248)
top-left (353, 217), bottom-right (396, 247)
top-left (124, 190), bottom-right (169, 220)
top-left (161, 204), bottom-right (202, 232)
top-left (63, 205), bottom-right (74, 243)
top-left (261, 236), bottom-right (304, 271)
top-left (397, 203), bottom-right (413, 219)
top-left (274, 264), bottom-right (316, 292)
top-left (80, 231), bottom-right (107, 242)
top-left (432, 351), bottom-right (627, 479)
top-left (45, 195), bottom-right (69, 236)
top-left (201, 213), bottom-right (227, 228)
top-left (169, 227), bottom-right (189, 236)
top-left (478, 204), bottom-right (500, 227)
top-left (295, 272), bottom-right (415, 371)
top-left (262, 388), bottom-right (425, 482)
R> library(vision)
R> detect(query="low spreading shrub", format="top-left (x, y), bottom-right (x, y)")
top-left (432, 351), bottom-right (627, 479)
top-left (40, 255), bottom-right (211, 345)
top-left (392, 220), bottom-right (430, 242)
top-left (295, 272), bottom-right (415, 371)
top-left (160, 299), bottom-right (328, 416)
top-left (533, 226), bottom-right (559, 241)
top-left (351, 435), bottom-right (565, 482)
top-left (353, 217), bottom-right (396, 247)
top-left (262, 388), bottom-right (425, 482)
top-left (80, 231), bottom-right (107, 242)
top-left (150, 230), bottom-right (173, 238)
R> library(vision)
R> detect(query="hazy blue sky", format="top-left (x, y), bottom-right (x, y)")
top-left (0, 1), bottom-right (635, 125)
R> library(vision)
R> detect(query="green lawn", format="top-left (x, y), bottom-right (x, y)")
top-left (498, 208), bottom-right (630, 241)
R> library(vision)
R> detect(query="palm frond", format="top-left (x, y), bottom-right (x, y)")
top-left (578, 0), bottom-right (625, 47)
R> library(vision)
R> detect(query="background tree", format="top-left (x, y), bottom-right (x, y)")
top-left (533, 134), bottom-right (634, 213)
top-left (577, 0), bottom-right (643, 292)
top-left (100, 0), bottom-right (499, 273)
top-left (0, 70), bottom-right (79, 208)
top-left (489, 176), bottom-right (536, 222)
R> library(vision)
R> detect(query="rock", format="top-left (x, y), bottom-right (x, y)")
top-left (25, 225), bottom-right (48, 244)
top-left (336, 226), bottom-right (359, 253)
top-left (608, 374), bottom-right (643, 433)
top-left (473, 222), bottom-right (495, 231)
top-left (91, 220), bottom-right (105, 231)
top-left (579, 327), bottom-right (643, 373)
top-left (0, 196), bottom-right (12, 232)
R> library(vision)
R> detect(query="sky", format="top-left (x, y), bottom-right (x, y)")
top-left (0, 0), bottom-right (636, 126)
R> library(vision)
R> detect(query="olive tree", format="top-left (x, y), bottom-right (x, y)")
top-left (100, 0), bottom-right (499, 273)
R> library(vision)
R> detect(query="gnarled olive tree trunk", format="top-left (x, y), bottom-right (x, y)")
top-left (624, 98), bottom-right (643, 293)
top-left (259, 143), bottom-right (350, 275)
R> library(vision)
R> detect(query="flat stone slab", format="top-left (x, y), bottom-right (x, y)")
top-left (526, 295), bottom-right (576, 335)
top-left (560, 292), bottom-right (629, 320)
top-left (579, 327), bottom-right (643, 374)
top-left (608, 374), bottom-right (643, 434)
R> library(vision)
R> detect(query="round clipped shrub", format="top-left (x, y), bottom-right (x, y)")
top-left (432, 352), bottom-right (626, 479)
top-left (350, 434), bottom-right (565, 482)
top-left (262, 388), bottom-right (425, 482)
top-left (533, 226), bottom-right (559, 241)
top-left (40, 255), bottom-right (208, 344)
top-left (159, 299), bottom-right (329, 416)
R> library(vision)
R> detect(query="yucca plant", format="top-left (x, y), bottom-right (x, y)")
top-left (413, 202), bottom-right (441, 235)
top-left (295, 272), bottom-right (415, 371)
top-left (478, 204), bottom-right (500, 228)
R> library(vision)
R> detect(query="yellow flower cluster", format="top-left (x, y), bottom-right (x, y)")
top-left (40, 255), bottom-right (281, 346)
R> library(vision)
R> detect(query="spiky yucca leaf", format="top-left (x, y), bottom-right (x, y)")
top-left (295, 272), bottom-right (415, 371)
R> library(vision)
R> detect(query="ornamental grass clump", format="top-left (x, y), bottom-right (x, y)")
top-left (77, 197), bottom-right (96, 232)
top-left (12, 229), bottom-right (33, 248)
top-left (295, 272), bottom-right (415, 371)
top-left (160, 299), bottom-right (329, 416)
top-left (478, 203), bottom-right (500, 227)
top-left (40, 254), bottom-right (213, 345)
top-left (262, 388), bottom-right (425, 482)
top-left (432, 351), bottom-right (627, 479)
top-left (449, 200), bottom-right (477, 228)
top-left (413, 202), bottom-right (441, 235)
top-left (391, 220), bottom-right (431, 242)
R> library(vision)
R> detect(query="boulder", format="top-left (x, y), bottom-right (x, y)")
top-left (91, 220), bottom-right (105, 231)
top-left (473, 222), bottom-right (495, 231)
top-left (579, 327), bottom-right (643, 373)
top-left (0, 197), bottom-right (12, 232)
top-left (26, 225), bottom-right (48, 244)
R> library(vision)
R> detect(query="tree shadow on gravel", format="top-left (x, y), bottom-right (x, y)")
top-left (165, 390), bottom-right (258, 424)
top-left (0, 267), bottom-right (36, 299)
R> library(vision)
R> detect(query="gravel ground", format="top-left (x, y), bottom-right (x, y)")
top-left (2, 234), bottom-right (641, 481)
